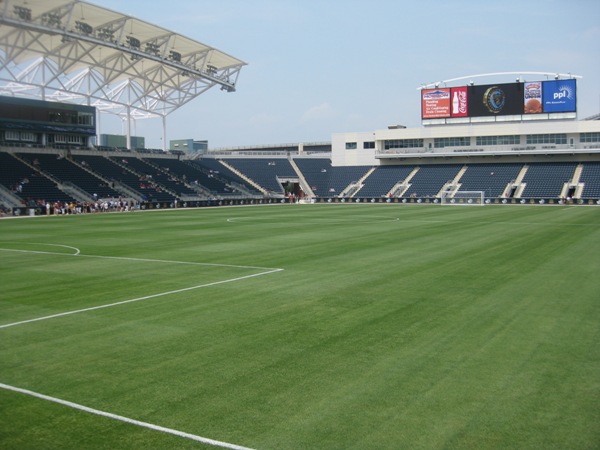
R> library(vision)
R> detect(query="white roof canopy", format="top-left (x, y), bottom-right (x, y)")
top-left (0, 0), bottom-right (246, 123)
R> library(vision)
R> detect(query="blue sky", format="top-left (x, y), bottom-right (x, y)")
top-left (92, 0), bottom-right (600, 149)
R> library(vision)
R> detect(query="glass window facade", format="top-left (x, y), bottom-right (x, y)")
top-left (476, 135), bottom-right (520, 146)
top-left (383, 139), bottom-right (423, 150)
top-left (434, 137), bottom-right (470, 148)
top-left (526, 134), bottom-right (567, 145)
top-left (580, 132), bottom-right (600, 143)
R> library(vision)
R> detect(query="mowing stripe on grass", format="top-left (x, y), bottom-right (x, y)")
top-left (0, 383), bottom-right (255, 450)
top-left (0, 246), bottom-right (281, 271)
top-left (0, 268), bottom-right (283, 330)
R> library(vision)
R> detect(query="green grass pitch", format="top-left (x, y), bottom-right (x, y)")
top-left (1, 204), bottom-right (599, 449)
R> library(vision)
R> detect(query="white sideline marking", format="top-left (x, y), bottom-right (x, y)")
top-left (0, 246), bottom-right (284, 329)
top-left (0, 247), bottom-right (279, 271)
top-left (0, 268), bottom-right (282, 330)
top-left (0, 383), bottom-right (255, 450)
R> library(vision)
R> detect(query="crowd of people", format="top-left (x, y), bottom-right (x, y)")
top-left (38, 198), bottom-right (139, 215)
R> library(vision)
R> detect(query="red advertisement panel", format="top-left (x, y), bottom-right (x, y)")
top-left (450, 86), bottom-right (468, 117)
top-left (421, 88), bottom-right (451, 119)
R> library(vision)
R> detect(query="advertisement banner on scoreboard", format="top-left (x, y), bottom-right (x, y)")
top-left (524, 82), bottom-right (543, 114)
top-left (421, 88), bottom-right (451, 119)
top-left (450, 86), bottom-right (468, 117)
top-left (421, 79), bottom-right (577, 121)
top-left (468, 82), bottom-right (524, 116)
top-left (542, 79), bottom-right (576, 113)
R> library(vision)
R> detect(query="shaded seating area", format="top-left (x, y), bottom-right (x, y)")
top-left (157, 158), bottom-right (255, 195)
top-left (72, 154), bottom-right (133, 189)
top-left (293, 158), bottom-right (333, 196)
top-left (192, 158), bottom-right (261, 195)
top-left (2, 149), bottom-right (600, 207)
top-left (521, 162), bottom-right (577, 198)
top-left (19, 153), bottom-right (120, 199)
top-left (147, 158), bottom-right (226, 195)
top-left (223, 158), bottom-right (296, 194)
top-left (0, 152), bottom-right (76, 204)
top-left (137, 159), bottom-right (199, 198)
top-left (109, 157), bottom-right (177, 202)
top-left (325, 165), bottom-right (371, 197)
top-left (579, 162), bottom-right (600, 199)
top-left (359, 165), bottom-right (415, 197)
top-left (403, 165), bottom-right (462, 198)
top-left (458, 163), bottom-right (523, 198)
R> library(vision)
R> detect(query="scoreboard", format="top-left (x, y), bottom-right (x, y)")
top-left (421, 79), bottom-right (576, 120)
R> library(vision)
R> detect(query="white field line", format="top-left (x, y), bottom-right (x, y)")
top-left (0, 383), bottom-right (255, 450)
top-left (0, 247), bottom-right (283, 329)
top-left (0, 246), bottom-right (280, 271)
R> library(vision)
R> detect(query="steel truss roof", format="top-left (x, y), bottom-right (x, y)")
top-left (0, 0), bottom-right (246, 120)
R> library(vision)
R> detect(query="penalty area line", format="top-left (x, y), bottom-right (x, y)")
top-left (0, 383), bottom-right (255, 450)
top-left (0, 268), bottom-right (283, 330)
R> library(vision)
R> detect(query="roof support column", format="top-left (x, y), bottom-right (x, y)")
top-left (162, 114), bottom-right (167, 152)
top-left (41, 57), bottom-right (46, 101)
top-left (96, 110), bottom-right (101, 148)
top-left (126, 107), bottom-right (131, 150)
top-left (126, 80), bottom-right (131, 150)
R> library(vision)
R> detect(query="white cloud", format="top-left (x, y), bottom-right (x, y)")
top-left (248, 112), bottom-right (280, 127)
top-left (300, 102), bottom-right (337, 123)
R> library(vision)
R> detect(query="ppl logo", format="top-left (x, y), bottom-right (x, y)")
top-left (543, 79), bottom-right (576, 112)
top-left (554, 84), bottom-right (574, 101)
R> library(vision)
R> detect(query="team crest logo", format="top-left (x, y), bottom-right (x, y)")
top-left (483, 86), bottom-right (505, 113)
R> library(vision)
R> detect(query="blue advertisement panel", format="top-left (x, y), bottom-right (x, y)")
top-left (542, 79), bottom-right (576, 113)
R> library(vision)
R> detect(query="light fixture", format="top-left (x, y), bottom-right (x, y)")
top-left (126, 36), bottom-right (141, 49)
top-left (14, 6), bottom-right (32, 21)
top-left (76, 20), bottom-right (93, 35)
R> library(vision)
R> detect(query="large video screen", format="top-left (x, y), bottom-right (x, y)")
top-left (420, 79), bottom-right (577, 119)
top-left (467, 82), bottom-right (524, 117)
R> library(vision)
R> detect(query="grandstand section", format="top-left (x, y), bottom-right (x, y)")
top-left (455, 163), bottom-right (523, 199)
top-left (579, 162), bottom-right (600, 199)
top-left (4, 146), bottom-right (600, 214)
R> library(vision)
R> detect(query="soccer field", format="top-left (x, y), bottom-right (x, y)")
top-left (1, 204), bottom-right (599, 449)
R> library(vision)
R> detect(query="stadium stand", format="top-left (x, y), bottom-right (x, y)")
top-left (579, 162), bottom-right (600, 199)
top-left (222, 158), bottom-right (297, 194)
top-left (0, 152), bottom-right (76, 204)
top-left (18, 153), bottom-right (121, 199)
top-left (191, 158), bottom-right (261, 194)
top-left (325, 166), bottom-right (372, 197)
top-left (403, 164), bottom-right (463, 198)
top-left (144, 158), bottom-right (222, 195)
top-left (3, 148), bottom-right (600, 210)
top-left (292, 158), bottom-right (333, 196)
top-left (457, 163), bottom-right (523, 199)
top-left (520, 162), bottom-right (577, 199)
top-left (108, 157), bottom-right (177, 202)
top-left (358, 165), bottom-right (415, 198)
